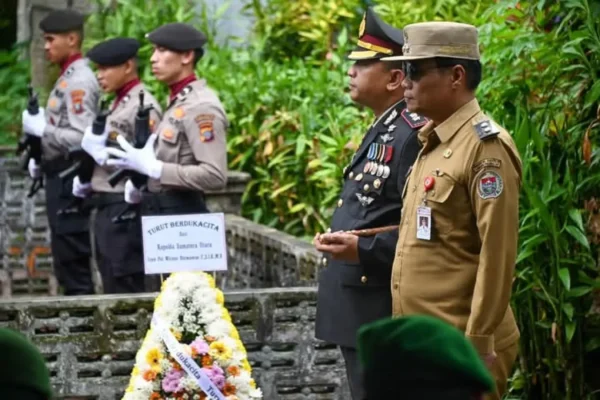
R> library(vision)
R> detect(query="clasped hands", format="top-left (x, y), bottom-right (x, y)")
top-left (313, 230), bottom-right (360, 263)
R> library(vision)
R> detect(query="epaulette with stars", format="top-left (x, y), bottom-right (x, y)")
top-left (401, 109), bottom-right (428, 129)
top-left (473, 119), bottom-right (500, 141)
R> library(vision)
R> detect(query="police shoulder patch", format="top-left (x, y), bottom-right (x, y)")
top-left (473, 118), bottom-right (500, 141)
top-left (477, 170), bottom-right (503, 199)
top-left (70, 89), bottom-right (86, 114)
top-left (195, 114), bottom-right (215, 142)
top-left (401, 108), bottom-right (428, 129)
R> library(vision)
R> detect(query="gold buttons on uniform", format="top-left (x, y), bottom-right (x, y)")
top-left (355, 173), bottom-right (363, 181)
top-left (363, 184), bottom-right (370, 192)
top-left (361, 276), bottom-right (368, 284)
top-left (393, 282), bottom-right (399, 290)
top-left (373, 179), bottom-right (381, 189)
top-left (349, 172), bottom-right (354, 179)
top-left (322, 257), bottom-right (327, 267)
top-left (337, 199), bottom-right (343, 207)
top-left (444, 149), bottom-right (453, 158)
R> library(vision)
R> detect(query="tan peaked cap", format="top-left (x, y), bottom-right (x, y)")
top-left (382, 21), bottom-right (480, 61)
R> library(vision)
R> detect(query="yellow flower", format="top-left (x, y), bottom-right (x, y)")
top-left (145, 348), bottom-right (164, 372)
top-left (126, 383), bottom-right (133, 393)
top-left (170, 327), bottom-right (182, 341)
top-left (222, 309), bottom-right (232, 323)
top-left (132, 365), bottom-right (140, 377)
top-left (242, 358), bottom-right (252, 372)
top-left (205, 273), bottom-right (216, 288)
top-left (230, 327), bottom-right (241, 341)
top-left (250, 379), bottom-right (257, 389)
top-left (215, 289), bottom-right (225, 305)
top-left (209, 341), bottom-right (233, 362)
top-left (235, 339), bottom-right (247, 355)
top-left (154, 294), bottom-right (163, 308)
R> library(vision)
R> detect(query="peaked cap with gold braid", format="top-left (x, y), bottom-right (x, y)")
top-left (348, 7), bottom-right (404, 61)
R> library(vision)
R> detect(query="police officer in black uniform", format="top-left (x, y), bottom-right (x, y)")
top-left (313, 8), bottom-right (427, 399)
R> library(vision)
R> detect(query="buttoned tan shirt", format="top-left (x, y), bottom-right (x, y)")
top-left (391, 98), bottom-right (521, 354)
top-left (148, 79), bottom-right (228, 193)
top-left (91, 82), bottom-right (162, 193)
top-left (42, 58), bottom-right (100, 161)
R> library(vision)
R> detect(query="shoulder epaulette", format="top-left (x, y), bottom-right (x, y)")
top-left (401, 108), bottom-right (428, 129)
top-left (64, 66), bottom-right (74, 78)
top-left (473, 119), bottom-right (500, 141)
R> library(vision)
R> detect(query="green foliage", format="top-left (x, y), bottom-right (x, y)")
top-left (0, 44), bottom-right (31, 145)
top-left (477, 0), bottom-right (600, 398)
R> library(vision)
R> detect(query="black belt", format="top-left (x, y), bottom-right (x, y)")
top-left (88, 192), bottom-right (126, 208)
top-left (142, 191), bottom-right (206, 212)
top-left (42, 157), bottom-right (73, 177)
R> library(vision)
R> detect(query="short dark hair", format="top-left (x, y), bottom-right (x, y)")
top-left (434, 57), bottom-right (482, 90)
top-left (384, 59), bottom-right (404, 71)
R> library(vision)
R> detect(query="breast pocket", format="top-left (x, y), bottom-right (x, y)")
top-left (156, 126), bottom-right (182, 163)
top-left (349, 173), bottom-right (386, 220)
top-left (425, 174), bottom-right (457, 235)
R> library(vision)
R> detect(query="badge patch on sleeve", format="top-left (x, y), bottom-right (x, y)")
top-left (70, 89), bottom-right (86, 114)
top-left (195, 115), bottom-right (215, 142)
top-left (478, 171), bottom-right (504, 199)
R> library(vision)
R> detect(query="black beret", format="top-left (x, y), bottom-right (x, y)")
top-left (146, 22), bottom-right (207, 52)
top-left (87, 37), bottom-right (140, 66)
top-left (39, 9), bottom-right (84, 33)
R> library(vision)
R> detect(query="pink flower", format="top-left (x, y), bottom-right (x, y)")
top-left (203, 365), bottom-right (225, 389)
top-left (191, 338), bottom-right (210, 355)
top-left (162, 369), bottom-right (184, 393)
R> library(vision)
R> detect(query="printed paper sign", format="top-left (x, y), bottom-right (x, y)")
top-left (141, 213), bottom-right (227, 274)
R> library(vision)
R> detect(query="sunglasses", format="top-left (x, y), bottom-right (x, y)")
top-left (402, 61), bottom-right (454, 81)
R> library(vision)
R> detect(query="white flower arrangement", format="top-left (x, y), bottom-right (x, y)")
top-left (123, 272), bottom-right (263, 400)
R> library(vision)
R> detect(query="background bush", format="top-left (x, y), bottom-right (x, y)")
top-left (1, 0), bottom-right (599, 398)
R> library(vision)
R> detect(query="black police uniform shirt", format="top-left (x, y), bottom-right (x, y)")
top-left (315, 99), bottom-right (427, 348)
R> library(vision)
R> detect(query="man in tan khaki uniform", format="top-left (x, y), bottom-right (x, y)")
top-left (73, 37), bottom-right (162, 293)
top-left (22, 9), bottom-right (100, 295)
top-left (106, 22), bottom-right (228, 217)
top-left (382, 22), bottom-right (521, 400)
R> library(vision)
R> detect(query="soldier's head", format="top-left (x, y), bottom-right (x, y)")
top-left (146, 23), bottom-right (207, 85)
top-left (39, 9), bottom-right (85, 64)
top-left (357, 315), bottom-right (495, 400)
top-left (382, 22), bottom-right (482, 121)
top-left (346, 8), bottom-right (406, 114)
top-left (87, 37), bottom-right (140, 93)
top-left (0, 328), bottom-right (53, 400)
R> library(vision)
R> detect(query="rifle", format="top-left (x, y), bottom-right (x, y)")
top-left (108, 90), bottom-right (154, 223)
top-left (56, 99), bottom-right (111, 215)
top-left (16, 84), bottom-right (44, 197)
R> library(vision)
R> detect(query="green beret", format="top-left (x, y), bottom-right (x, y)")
top-left (39, 9), bottom-right (84, 34)
top-left (357, 315), bottom-right (495, 398)
top-left (0, 328), bottom-right (52, 399)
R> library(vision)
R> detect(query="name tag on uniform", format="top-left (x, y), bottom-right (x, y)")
top-left (416, 206), bottom-right (432, 240)
top-left (141, 213), bottom-right (228, 274)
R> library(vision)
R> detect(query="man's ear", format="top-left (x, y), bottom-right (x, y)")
top-left (181, 50), bottom-right (194, 66)
top-left (387, 68), bottom-right (405, 91)
top-left (450, 64), bottom-right (467, 90)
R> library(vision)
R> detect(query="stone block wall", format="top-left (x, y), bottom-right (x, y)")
top-left (0, 288), bottom-right (349, 400)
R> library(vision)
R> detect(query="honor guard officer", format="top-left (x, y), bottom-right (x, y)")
top-left (313, 8), bottom-right (425, 399)
top-left (22, 9), bottom-right (100, 295)
top-left (382, 22), bottom-right (522, 400)
top-left (74, 37), bottom-right (162, 294)
top-left (106, 22), bottom-right (228, 217)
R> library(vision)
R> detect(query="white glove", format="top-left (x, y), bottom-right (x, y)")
top-left (22, 108), bottom-right (46, 137)
top-left (81, 125), bottom-right (109, 165)
top-left (28, 158), bottom-right (41, 179)
top-left (124, 179), bottom-right (142, 204)
top-left (105, 134), bottom-right (163, 179)
top-left (72, 176), bottom-right (92, 198)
